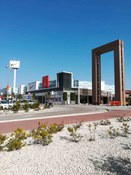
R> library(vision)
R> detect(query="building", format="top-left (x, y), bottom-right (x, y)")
top-left (19, 85), bottom-right (27, 95)
top-left (22, 71), bottom-right (115, 105)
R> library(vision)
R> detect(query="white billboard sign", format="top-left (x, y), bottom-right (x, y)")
top-left (9, 60), bottom-right (20, 69)
top-left (28, 81), bottom-right (40, 91)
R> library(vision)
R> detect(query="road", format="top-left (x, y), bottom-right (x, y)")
top-left (0, 105), bottom-right (131, 133)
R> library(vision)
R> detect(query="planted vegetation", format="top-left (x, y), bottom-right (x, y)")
top-left (99, 119), bottom-right (111, 125)
top-left (0, 118), bottom-right (130, 153)
top-left (0, 133), bottom-right (7, 151)
top-left (67, 121), bottom-right (83, 142)
top-left (87, 123), bottom-right (97, 141)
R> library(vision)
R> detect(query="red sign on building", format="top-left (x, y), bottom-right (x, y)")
top-left (42, 76), bottom-right (50, 88)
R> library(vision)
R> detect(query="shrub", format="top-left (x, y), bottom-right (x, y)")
top-left (22, 103), bottom-right (29, 112)
top-left (63, 92), bottom-right (67, 101)
top-left (74, 121), bottom-right (83, 130)
top-left (6, 138), bottom-right (26, 151)
top-left (11, 128), bottom-right (28, 140)
top-left (0, 106), bottom-right (3, 111)
top-left (30, 102), bottom-right (40, 110)
top-left (121, 122), bottom-right (130, 136)
top-left (49, 123), bottom-right (64, 134)
top-left (87, 123), bottom-right (97, 141)
top-left (44, 104), bottom-right (50, 109)
top-left (70, 93), bottom-right (76, 101)
top-left (67, 124), bottom-right (82, 142)
top-left (117, 117), bottom-right (131, 122)
top-left (11, 104), bottom-right (20, 112)
top-left (99, 119), bottom-right (111, 125)
top-left (31, 122), bottom-right (52, 145)
top-left (6, 128), bottom-right (27, 151)
top-left (107, 126), bottom-right (120, 138)
top-left (0, 133), bottom-right (7, 151)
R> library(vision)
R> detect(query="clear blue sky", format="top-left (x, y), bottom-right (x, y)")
top-left (0, 0), bottom-right (131, 89)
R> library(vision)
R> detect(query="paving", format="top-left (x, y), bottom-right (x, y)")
top-left (0, 104), bottom-right (131, 133)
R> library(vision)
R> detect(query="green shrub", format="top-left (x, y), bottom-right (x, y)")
top-left (11, 104), bottom-right (20, 112)
top-left (63, 92), bottom-right (67, 101)
top-left (99, 119), bottom-right (111, 125)
top-left (107, 126), bottom-right (120, 138)
top-left (11, 128), bottom-right (27, 140)
top-left (0, 106), bottom-right (3, 111)
top-left (44, 104), bottom-right (50, 109)
top-left (31, 122), bottom-right (52, 145)
top-left (121, 122), bottom-right (130, 136)
top-left (48, 123), bottom-right (64, 134)
top-left (70, 93), bottom-right (76, 101)
top-left (67, 124), bottom-right (82, 142)
top-left (22, 103), bottom-right (29, 112)
top-left (117, 117), bottom-right (131, 122)
top-left (30, 102), bottom-right (40, 110)
top-left (0, 133), bottom-right (7, 151)
top-left (6, 138), bottom-right (26, 151)
top-left (87, 123), bottom-right (97, 141)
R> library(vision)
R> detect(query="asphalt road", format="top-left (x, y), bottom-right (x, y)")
top-left (0, 105), bottom-right (131, 133)
top-left (0, 105), bottom-right (104, 122)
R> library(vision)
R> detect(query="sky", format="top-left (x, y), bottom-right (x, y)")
top-left (0, 0), bottom-right (131, 89)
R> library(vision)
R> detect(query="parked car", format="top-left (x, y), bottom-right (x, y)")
top-left (26, 100), bottom-right (37, 105)
top-left (0, 100), bottom-right (14, 109)
top-left (0, 100), bottom-right (9, 109)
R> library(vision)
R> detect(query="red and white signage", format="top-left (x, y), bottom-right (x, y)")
top-left (42, 76), bottom-right (50, 88)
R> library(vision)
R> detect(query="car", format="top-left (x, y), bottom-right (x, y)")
top-left (26, 100), bottom-right (37, 105)
top-left (0, 100), bottom-right (14, 109)
top-left (0, 100), bottom-right (9, 109)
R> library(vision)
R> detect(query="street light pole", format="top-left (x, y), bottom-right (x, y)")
top-left (6, 65), bottom-right (11, 100)
top-left (78, 88), bottom-right (80, 104)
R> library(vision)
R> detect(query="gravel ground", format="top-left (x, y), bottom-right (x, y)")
top-left (0, 118), bottom-right (131, 175)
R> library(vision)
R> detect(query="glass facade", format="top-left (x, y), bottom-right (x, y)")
top-left (57, 72), bottom-right (72, 90)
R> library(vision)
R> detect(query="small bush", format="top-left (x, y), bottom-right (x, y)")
top-left (0, 133), bottom-right (7, 151)
top-left (87, 123), bottom-right (97, 141)
top-left (99, 119), bottom-right (111, 125)
top-left (44, 104), bottom-right (50, 109)
top-left (49, 123), bottom-right (64, 134)
top-left (31, 122), bottom-right (52, 145)
top-left (0, 106), bottom-right (3, 111)
top-left (121, 122), bottom-right (130, 136)
top-left (11, 128), bottom-right (28, 140)
top-left (63, 92), bottom-right (67, 101)
top-left (74, 121), bottom-right (83, 130)
top-left (6, 138), bottom-right (26, 151)
top-left (30, 102), bottom-right (40, 110)
top-left (6, 128), bottom-right (27, 151)
top-left (22, 103), bottom-right (29, 112)
top-left (11, 105), bottom-right (20, 112)
top-left (107, 126), bottom-right (120, 138)
top-left (70, 93), bottom-right (76, 101)
top-left (117, 117), bottom-right (131, 122)
top-left (67, 124), bottom-right (82, 142)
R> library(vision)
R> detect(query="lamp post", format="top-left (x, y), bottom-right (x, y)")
top-left (6, 65), bottom-right (11, 100)
top-left (78, 87), bottom-right (80, 104)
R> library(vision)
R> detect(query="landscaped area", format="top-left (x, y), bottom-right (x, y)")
top-left (0, 116), bottom-right (131, 175)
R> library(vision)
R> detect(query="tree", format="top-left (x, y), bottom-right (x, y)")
top-left (17, 94), bottom-right (22, 100)
top-left (32, 93), bottom-right (36, 100)
top-left (45, 91), bottom-right (51, 102)
top-left (63, 92), bottom-right (67, 101)
top-left (70, 93), bottom-right (76, 101)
